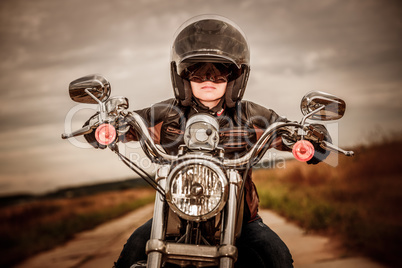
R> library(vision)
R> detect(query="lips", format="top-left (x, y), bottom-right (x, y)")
top-left (201, 86), bottom-right (216, 90)
top-left (201, 83), bottom-right (216, 90)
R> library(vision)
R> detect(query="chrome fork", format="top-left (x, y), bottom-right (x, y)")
top-left (146, 167), bottom-right (240, 268)
top-left (146, 166), bottom-right (169, 268)
top-left (219, 169), bottom-right (241, 268)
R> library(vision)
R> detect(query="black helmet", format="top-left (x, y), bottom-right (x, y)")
top-left (170, 15), bottom-right (250, 108)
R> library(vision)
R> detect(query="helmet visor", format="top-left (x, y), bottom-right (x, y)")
top-left (184, 63), bottom-right (231, 83)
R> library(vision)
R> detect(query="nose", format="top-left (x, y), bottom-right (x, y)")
top-left (201, 73), bottom-right (210, 81)
top-left (205, 74), bottom-right (216, 82)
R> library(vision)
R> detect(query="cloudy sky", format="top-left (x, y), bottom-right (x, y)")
top-left (0, 0), bottom-right (401, 195)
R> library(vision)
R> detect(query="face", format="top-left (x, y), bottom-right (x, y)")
top-left (190, 81), bottom-right (227, 109)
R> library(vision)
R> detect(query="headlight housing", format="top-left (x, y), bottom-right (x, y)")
top-left (166, 159), bottom-right (228, 222)
top-left (184, 114), bottom-right (219, 151)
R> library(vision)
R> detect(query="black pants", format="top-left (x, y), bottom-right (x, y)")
top-left (115, 217), bottom-right (293, 268)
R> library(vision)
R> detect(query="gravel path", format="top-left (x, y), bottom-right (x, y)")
top-left (15, 204), bottom-right (387, 268)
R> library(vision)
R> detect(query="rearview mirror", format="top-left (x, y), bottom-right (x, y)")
top-left (301, 91), bottom-right (346, 121)
top-left (69, 74), bottom-right (111, 104)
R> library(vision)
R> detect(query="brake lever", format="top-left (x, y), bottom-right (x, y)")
top-left (322, 141), bottom-right (354, 156)
top-left (61, 125), bottom-right (93, 139)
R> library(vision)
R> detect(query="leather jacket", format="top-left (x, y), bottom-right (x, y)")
top-left (123, 98), bottom-right (292, 222)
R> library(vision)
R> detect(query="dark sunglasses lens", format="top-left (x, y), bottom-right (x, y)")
top-left (189, 76), bottom-right (204, 83)
top-left (188, 63), bottom-right (230, 83)
top-left (189, 75), bottom-right (228, 83)
top-left (214, 77), bottom-right (228, 83)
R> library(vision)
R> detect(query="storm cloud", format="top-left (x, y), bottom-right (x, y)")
top-left (0, 0), bottom-right (401, 194)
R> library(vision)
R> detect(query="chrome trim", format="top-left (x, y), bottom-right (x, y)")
top-left (126, 113), bottom-right (303, 170)
top-left (68, 74), bottom-right (111, 104)
top-left (166, 159), bottom-right (228, 222)
top-left (61, 125), bottom-right (92, 139)
top-left (127, 113), bottom-right (302, 169)
top-left (186, 113), bottom-right (219, 130)
top-left (219, 169), bottom-right (240, 268)
top-left (147, 175), bottom-right (167, 268)
top-left (300, 105), bottom-right (325, 126)
top-left (146, 240), bottom-right (237, 267)
top-left (184, 114), bottom-right (220, 151)
top-left (106, 96), bottom-right (129, 116)
top-left (300, 91), bottom-right (346, 121)
top-left (156, 165), bottom-right (170, 183)
top-left (85, 88), bottom-right (108, 122)
top-left (322, 141), bottom-right (354, 156)
top-left (125, 112), bottom-right (178, 163)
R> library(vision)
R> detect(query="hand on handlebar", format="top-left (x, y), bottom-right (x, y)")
top-left (82, 112), bottom-right (107, 149)
top-left (83, 112), bottom-right (131, 149)
top-left (305, 124), bottom-right (332, 165)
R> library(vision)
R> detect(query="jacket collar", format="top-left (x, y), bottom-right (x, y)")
top-left (191, 97), bottom-right (225, 116)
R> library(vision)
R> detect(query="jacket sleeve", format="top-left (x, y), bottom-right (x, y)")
top-left (243, 101), bottom-right (288, 128)
top-left (241, 101), bottom-right (292, 152)
top-left (123, 98), bottom-right (178, 143)
top-left (241, 101), bottom-right (332, 163)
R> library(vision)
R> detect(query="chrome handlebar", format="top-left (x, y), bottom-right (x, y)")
top-left (125, 113), bottom-right (304, 168)
top-left (62, 109), bottom-right (354, 167)
top-left (223, 122), bottom-right (302, 168)
top-left (124, 114), bottom-right (354, 166)
top-left (124, 112), bottom-right (177, 163)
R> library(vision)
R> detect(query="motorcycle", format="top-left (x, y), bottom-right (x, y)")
top-left (62, 74), bottom-right (354, 268)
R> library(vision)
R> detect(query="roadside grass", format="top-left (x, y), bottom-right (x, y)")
top-left (254, 140), bottom-right (402, 267)
top-left (0, 188), bottom-right (155, 267)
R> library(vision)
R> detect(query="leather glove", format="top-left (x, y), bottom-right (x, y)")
top-left (306, 124), bottom-right (332, 165)
top-left (83, 113), bottom-right (107, 149)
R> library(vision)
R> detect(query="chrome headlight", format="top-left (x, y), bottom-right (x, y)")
top-left (166, 159), bottom-right (228, 222)
top-left (184, 114), bottom-right (219, 151)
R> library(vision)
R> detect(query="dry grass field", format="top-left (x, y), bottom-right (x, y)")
top-left (0, 188), bottom-right (155, 267)
top-left (254, 139), bottom-right (402, 267)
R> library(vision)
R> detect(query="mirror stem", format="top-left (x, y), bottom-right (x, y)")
top-left (85, 88), bottom-right (107, 121)
top-left (300, 105), bottom-right (325, 126)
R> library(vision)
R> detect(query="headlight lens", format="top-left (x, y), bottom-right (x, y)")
top-left (166, 160), bottom-right (228, 221)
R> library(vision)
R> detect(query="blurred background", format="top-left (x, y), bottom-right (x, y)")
top-left (1, 1), bottom-right (402, 267)
top-left (0, 0), bottom-right (401, 195)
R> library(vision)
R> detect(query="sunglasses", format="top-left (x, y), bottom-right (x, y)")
top-left (186, 63), bottom-right (231, 84)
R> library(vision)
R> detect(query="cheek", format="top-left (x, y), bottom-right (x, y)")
top-left (217, 84), bottom-right (227, 96)
top-left (190, 81), bottom-right (198, 89)
top-left (190, 82), bottom-right (201, 96)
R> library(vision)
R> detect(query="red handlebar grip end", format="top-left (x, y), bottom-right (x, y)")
top-left (95, 123), bottom-right (117, 146)
top-left (292, 140), bottom-right (315, 162)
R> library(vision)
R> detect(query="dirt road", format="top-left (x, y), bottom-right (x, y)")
top-left (15, 204), bottom-right (387, 268)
